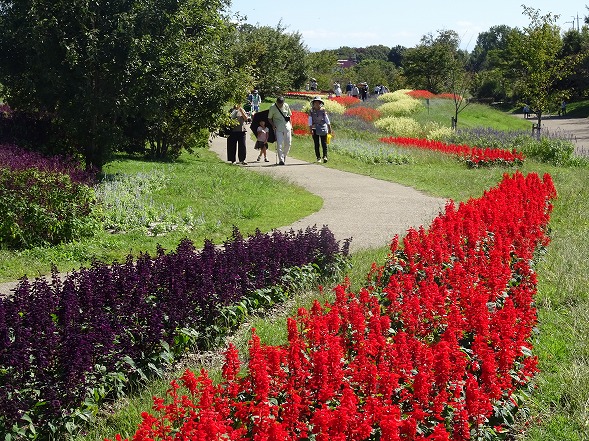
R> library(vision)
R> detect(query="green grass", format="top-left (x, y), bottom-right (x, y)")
top-left (414, 98), bottom-right (532, 131)
top-left (0, 149), bottom-right (322, 282)
top-left (11, 96), bottom-right (589, 440)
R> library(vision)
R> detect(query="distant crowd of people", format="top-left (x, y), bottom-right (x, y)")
top-left (308, 79), bottom-right (389, 101)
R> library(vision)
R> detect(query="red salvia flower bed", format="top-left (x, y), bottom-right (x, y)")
top-left (406, 90), bottom-right (436, 99)
top-left (379, 136), bottom-right (525, 167)
top-left (290, 110), bottom-right (309, 134)
top-left (107, 171), bottom-right (556, 441)
top-left (330, 95), bottom-right (361, 107)
top-left (344, 106), bottom-right (381, 122)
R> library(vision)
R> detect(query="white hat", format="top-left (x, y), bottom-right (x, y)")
top-left (311, 96), bottom-right (324, 105)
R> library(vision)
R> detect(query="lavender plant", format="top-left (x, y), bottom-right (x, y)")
top-left (446, 126), bottom-right (578, 165)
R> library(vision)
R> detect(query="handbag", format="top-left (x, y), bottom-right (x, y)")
top-left (315, 123), bottom-right (329, 136)
top-left (277, 106), bottom-right (291, 122)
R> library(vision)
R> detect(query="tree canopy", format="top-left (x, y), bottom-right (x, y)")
top-left (500, 7), bottom-right (580, 126)
top-left (236, 22), bottom-right (308, 97)
top-left (403, 30), bottom-right (463, 93)
top-left (0, 0), bottom-right (248, 171)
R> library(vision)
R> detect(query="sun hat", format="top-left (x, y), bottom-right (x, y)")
top-left (253, 90), bottom-right (258, 93)
top-left (311, 96), bottom-right (324, 105)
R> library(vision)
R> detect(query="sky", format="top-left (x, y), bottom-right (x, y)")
top-left (228, 0), bottom-right (586, 52)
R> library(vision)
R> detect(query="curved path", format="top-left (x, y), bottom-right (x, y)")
top-left (3, 114), bottom-right (585, 295)
top-left (209, 135), bottom-right (446, 253)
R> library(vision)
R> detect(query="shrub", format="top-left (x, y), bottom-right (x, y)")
top-left (377, 98), bottom-right (423, 117)
top-left (517, 136), bottom-right (576, 166)
top-left (374, 116), bottom-right (422, 138)
top-left (300, 99), bottom-right (346, 115)
top-left (377, 89), bottom-right (413, 102)
top-left (424, 122), bottom-right (453, 140)
top-left (0, 167), bottom-right (100, 249)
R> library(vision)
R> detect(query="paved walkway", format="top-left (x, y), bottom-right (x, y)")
top-left (519, 114), bottom-right (589, 156)
top-left (210, 135), bottom-right (446, 253)
top-left (0, 139), bottom-right (446, 297)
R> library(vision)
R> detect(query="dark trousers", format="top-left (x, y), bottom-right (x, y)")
top-left (312, 132), bottom-right (328, 159)
top-left (227, 131), bottom-right (246, 162)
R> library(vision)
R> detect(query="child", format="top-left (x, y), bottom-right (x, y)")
top-left (255, 120), bottom-right (270, 162)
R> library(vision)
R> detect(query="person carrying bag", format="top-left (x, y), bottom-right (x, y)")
top-left (308, 96), bottom-right (333, 163)
top-left (268, 96), bottom-right (293, 165)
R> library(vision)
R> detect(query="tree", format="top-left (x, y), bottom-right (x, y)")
top-left (468, 25), bottom-right (514, 102)
top-left (356, 44), bottom-right (390, 62)
top-left (468, 25), bottom-right (513, 72)
top-left (306, 50), bottom-right (339, 91)
top-left (0, 0), bottom-right (247, 171)
top-left (351, 59), bottom-right (404, 92)
top-left (559, 27), bottom-right (589, 97)
top-left (121, 0), bottom-right (249, 160)
top-left (388, 45), bottom-right (406, 67)
top-left (402, 30), bottom-right (462, 93)
top-left (236, 22), bottom-right (308, 98)
top-left (501, 6), bottom-right (580, 128)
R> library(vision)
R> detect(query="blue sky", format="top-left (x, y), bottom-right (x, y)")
top-left (228, 1), bottom-right (586, 51)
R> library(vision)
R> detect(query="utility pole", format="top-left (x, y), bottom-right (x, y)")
top-left (565, 18), bottom-right (575, 30)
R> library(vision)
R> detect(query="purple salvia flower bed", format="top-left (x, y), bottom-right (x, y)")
top-left (0, 143), bottom-right (97, 185)
top-left (0, 226), bottom-right (350, 437)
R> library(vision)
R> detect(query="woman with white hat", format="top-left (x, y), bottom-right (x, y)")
top-left (308, 96), bottom-right (333, 163)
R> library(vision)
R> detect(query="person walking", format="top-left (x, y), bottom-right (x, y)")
top-left (360, 82), bottom-right (368, 101)
top-left (308, 96), bottom-right (332, 163)
top-left (346, 81), bottom-right (353, 96)
top-left (227, 103), bottom-right (249, 165)
top-left (523, 104), bottom-right (530, 119)
top-left (268, 96), bottom-right (292, 165)
top-left (255, 119), bottom-right (270, 162)
top-left (251, 90), bottom-right (262, 114)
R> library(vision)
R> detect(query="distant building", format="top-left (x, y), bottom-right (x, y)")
top-left (337, 59), bottom-right (357, 69)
